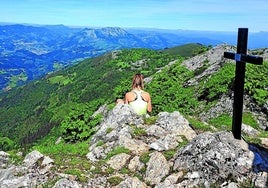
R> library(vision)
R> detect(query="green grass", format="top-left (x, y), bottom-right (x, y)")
top-left (8, 72), bottom-right (28, 88)
top-left (140, 152), bottom-right (150, 164)
top-left (107, 176), bottom-right (123, 186)
top-left (163, 149), bottom-right (176, 160)
top-left (208, 114), bottom-right (232, 130)
top-left (106, 127), bottom-right (113, 134)
top-left (131, 126), bottom-right (147, 137)
top-left (144, 116), bottom-right (158, 125)
top-left (105, 147), bottom-right (130, 160)
top-left (242, 112), bottom-right (259, 129)
top-left (258, 131), bottom-right (268, 138)
top-left (48, 75), bottom-right (72, 86)
top-left (178, 136), bottom-right (189, 148)
top-left (208, 112), bottom-right (260, 132)
top-left (7, 150), bottom-right (24, 165)
top-left (187, 116), bottom-right (213, 132)
top-left (32, 137), bottom-right (91, 178)
top-left (96, 140), bottom-right (105, 147)
top-left (162, 43), bottom-right (207, 57)
top-left (34, 141), bottom-right (89, 156)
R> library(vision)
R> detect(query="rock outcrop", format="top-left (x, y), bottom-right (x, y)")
top-left (181, 44), bottom-right (268, 131)
top-left (84, 104), bottom-right (268, 187)
top-left (0, 150), bottom-right (54, 187)
top-left (1, 104), bottom-right (267, 187)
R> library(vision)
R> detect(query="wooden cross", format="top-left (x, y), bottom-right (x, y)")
top-left (224, 28), bottom-right (263, 140)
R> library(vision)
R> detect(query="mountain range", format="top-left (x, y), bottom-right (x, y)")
top-left (1, 24), bottom-right (268, 92)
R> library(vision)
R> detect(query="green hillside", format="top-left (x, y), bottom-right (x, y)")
top-left (0, 44), bottom-right (267, 153)
top-left (162, 43), bottom-right (211, 57)
top-left (0, 48), bottom-right (181, 148)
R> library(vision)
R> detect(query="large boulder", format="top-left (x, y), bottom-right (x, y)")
top-left (173, 131), bottom-right (254, 186)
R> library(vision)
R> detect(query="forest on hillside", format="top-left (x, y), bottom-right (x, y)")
top-left (0, 44), bottom-right (267, 154)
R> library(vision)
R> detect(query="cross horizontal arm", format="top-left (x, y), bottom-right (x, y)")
top-left (224, 52), bottom-right (263, 65)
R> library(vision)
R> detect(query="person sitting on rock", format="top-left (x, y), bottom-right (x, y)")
top-left (117, 73), bottom-right (152, 115)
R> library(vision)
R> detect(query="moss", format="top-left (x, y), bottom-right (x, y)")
top-left (107, 176), bottom-right (123, 186)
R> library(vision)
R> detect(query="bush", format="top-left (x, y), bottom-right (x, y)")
top-left (245, 61), bottom-right (268, 106)
top-left (0, 136), bottom-right (15, 151)
top-left (61, 110), bottom-right (102, 143)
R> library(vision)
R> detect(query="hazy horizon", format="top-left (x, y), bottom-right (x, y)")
top-left (1, 0), bottom-right (268, 32)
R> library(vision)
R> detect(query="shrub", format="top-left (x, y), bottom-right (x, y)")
top-left (61, 110), bottom-right (102, 143)
top-left (0, 136), bottom-right (15, 151)
top-left (245, 61), bottom-right (268, 106)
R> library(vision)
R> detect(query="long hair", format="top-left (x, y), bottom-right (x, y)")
top-left (131, 73), bottom-right (144, 90)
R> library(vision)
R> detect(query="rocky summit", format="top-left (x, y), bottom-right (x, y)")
top-left (1, 104), bottom-right (268, 187)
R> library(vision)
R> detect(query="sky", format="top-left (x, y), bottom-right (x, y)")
top-left (1, 0), bottom-right (268, 32)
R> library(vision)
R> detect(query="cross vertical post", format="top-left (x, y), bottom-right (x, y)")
top-left (232, 28), bottom-right (248, 139)
top-left (224, 28), bottom-right (263, 139)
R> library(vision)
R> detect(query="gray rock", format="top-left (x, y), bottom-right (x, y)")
top-left (156, 111), bottom-right (196, 140)
top-left (87, 141), bottom-right (116, 161)
top-left (242, 123), bottom-right (260, 136)
top-left (199, 94), bottom-right (233, 122)
top-left (92, 104), bottom-right (109, 118)
top-left (173, 131), bottom-right (254, 186)
top-left (155, 171), bottom-right (184, 188)
top-left (119, 136), bottom-right (149, 155)
top-left (182, 44), bottom-right (235, 85)
top-left (1, 175), bottom-right (30, 188)
top-left (107, 153), bottom-right (131, 170)
top-left (128, 156), bottom-right (144, 172)
top-left (145, 151), bottom-right (170, 185)
top-left (116, 177), bottom-right (147, 188)
top-left (86, 176), bottom-right (108, 188)
top-left (149, 134), bottom-right (182, 151)
top-left (146, 124), bottom-right (167, 137)
top-left (90, 104), bottom-right (142, 145)
top-left (0, 151), bottom-right (10, 168)
top-left (260, 137), bottom-right (268, 148)
top-left (53, 178), bottom-right (80, 188)
top-left (0, 150), bottom-right (55, 187)
top-left (23, 150), bottom-right (44, 167)
top-left (85, 103), bottom-right (268, 187)
top-left (0, 167), bottom-right (16, 183)
top-left (104, 104), bottom-right (144, 126)
top-left (226, 182), bottom-right (238, 188)
top-left (252, 172), bottom-right (268, 188)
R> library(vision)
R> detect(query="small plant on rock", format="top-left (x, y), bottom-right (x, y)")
top-left (105, 147), bottom-right (130, 160)
top-left (107, 176), bottom-right (123, 186)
